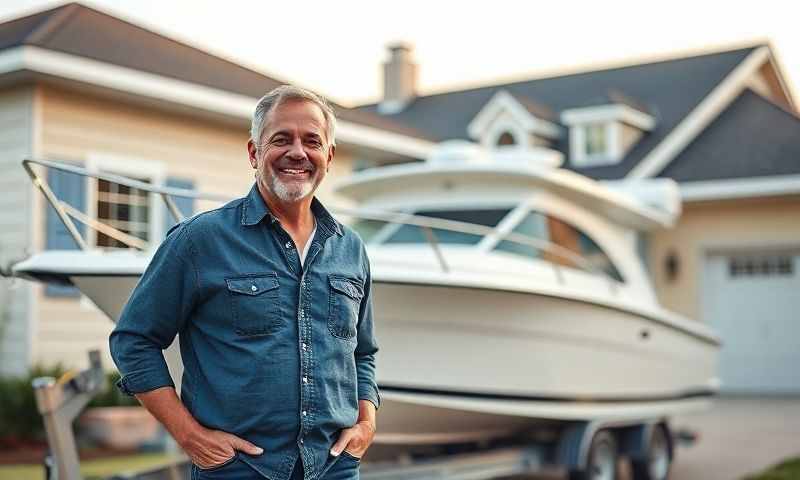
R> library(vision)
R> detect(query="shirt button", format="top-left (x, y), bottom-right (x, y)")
top-left (299, 438), bottom-right (304, 444)
top-left (302, 376), bottom-right (309, 384)
top-left (285, 241), bottom-right (292, 248)
top-left (302, 343), bottom-right (308, 350)
top-left (250, 285), bottom-right (258, 292)
top-left (302, 410), bottom-right (307, 416)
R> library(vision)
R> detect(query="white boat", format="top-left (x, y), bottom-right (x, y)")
top-left (12, 145), bottom-right (720, 445)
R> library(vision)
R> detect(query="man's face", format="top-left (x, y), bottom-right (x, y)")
top-left (248, 99), bottom-right (334, 203)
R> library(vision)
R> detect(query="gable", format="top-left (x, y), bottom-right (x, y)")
top-left (658, 89), bottom-right (800, 182)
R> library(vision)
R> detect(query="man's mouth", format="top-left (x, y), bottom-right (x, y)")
top-left (277, 167), bottom-right (312, 177)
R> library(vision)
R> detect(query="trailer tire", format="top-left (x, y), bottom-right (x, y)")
top-left (631, 424), bottom-right (672, 480)
top-left (569, 429), bottom-right (618, 480)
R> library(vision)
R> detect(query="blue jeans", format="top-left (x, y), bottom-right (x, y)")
top-left (191, 452), bottom-right (360, 480)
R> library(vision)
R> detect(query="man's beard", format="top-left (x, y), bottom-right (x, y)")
top-left (269, 174), bottom-right (315, 202)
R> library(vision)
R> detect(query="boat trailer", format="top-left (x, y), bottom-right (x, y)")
top-left (33, 351), bottom-right (677, 480)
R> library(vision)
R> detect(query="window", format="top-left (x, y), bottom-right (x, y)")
top-left (585, 123), bottom-right (608, 156)
top-left (385, 209), bottom-right (511, 245)
top-left (351, 219), bottom-right (388, 243)
top-left (496, 131), bottom-right (517, 146)
top-left (96, 177), bottom-right (151, 248)
top-left (494, 211), bottom-right (624, 282)
top-left (728, 255), bottom-right (794, 278)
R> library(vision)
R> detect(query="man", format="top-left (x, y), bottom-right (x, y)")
top-left (110, 85), bottom-right (379, 480)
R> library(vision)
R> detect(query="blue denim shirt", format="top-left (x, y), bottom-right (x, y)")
top-left (109, 183), bottom-right (379, 480)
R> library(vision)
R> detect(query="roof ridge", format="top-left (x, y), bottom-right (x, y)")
top-left (357, 44), bottom-right (765, 108)
top-left (23, 2), bottom-right (80, 45)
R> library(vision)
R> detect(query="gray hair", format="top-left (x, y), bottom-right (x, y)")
top-left (250, 85), bottom-right (337, 148)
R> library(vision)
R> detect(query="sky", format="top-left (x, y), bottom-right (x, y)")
top-left (0, 0), bottom-right (798, 106)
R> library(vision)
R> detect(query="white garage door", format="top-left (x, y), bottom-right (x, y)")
top-left (703, 250), bottom-right (800, 393)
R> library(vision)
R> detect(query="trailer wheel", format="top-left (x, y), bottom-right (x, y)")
top-left (569, 429), bottom-right (618, 480)
top-left (631, 424), bottom-right (671, 480)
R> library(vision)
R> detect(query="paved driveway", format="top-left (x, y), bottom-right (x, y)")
top-left (670, 396), bottom-right (800, 480)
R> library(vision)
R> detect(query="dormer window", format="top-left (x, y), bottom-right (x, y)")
top-left (496, 131), bottom-right (517, 147)
top-left (466, 90), bottom-right (564, 167)
top-left (562, 92), bottom-right (656, 168)
top-left (584, 123), bottom-right (608, 156)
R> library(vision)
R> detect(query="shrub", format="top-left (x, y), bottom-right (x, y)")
top-left (0, 367), bottom-right (137, 446)
top-left (0, 364), bottom-right (65, 445)
top-left (88, 371), bottom-right (139, 408)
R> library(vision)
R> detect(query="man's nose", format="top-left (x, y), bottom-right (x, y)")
top-left (285, 138), bottom-right (308, 160)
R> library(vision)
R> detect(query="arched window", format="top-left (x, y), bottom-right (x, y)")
top-left (496, 131), bottom-right (517, 146)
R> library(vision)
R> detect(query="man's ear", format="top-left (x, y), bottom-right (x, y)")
top-left (326, 144), bottom-right (336, 172)
top-left (247, 140), bottom-right (258, 169)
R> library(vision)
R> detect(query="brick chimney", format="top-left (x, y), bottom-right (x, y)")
top-left (379, 42), bottom-right (417, 114)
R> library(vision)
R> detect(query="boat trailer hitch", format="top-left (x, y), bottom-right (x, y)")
top-left (32, 350), bottom-right (106, 480)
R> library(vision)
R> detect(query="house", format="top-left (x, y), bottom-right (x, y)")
top-left (0, 3), bottom-right (434, 376)
top-left (356, 43), bottom-right (800, 394)
top-left (1, 3), bottom-right (798, 396)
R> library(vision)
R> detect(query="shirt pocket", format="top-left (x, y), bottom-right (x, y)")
top-left (225, 273), bottom-right (281, 336)
top-left (327, 275), bottom-right (364, 340)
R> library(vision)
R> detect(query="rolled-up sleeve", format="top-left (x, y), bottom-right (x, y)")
top-left (109, 223), bottom-right (198, 396)
top-left (355, 249), bottom-right (380, 409)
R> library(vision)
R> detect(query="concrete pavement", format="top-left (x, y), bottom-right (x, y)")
top-left (670, 396), bottom-right (800, 480)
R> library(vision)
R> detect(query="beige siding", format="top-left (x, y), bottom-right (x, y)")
top-left (649, 196), bottom-right (800, 321)
top-left (33, 85), bottom-right (355, 370)
top-left (0, 86), bottom-right (35, 376)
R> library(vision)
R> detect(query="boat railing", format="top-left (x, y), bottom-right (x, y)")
top-left (22, 158), bottom-right (619, 291)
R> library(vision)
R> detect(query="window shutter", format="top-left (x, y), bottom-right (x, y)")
top-left (162, 177), bottom-right (195, 238)
top-left (45, 166), bottom-right (86, 297)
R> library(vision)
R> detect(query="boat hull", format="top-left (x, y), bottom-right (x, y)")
top-left (372, 280), bottom-right (718, 401)
top-left (13, 256), bottom-right (719, 445)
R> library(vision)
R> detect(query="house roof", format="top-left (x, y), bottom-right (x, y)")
top-left (659, 88), bottom-right (800, 182)
top-left (357, 46), bottom-right (762, 179)
top-left (508, 92), bottom-right (556, 121)
top-left (0, 2), bottom-right (434, 141)
top-left (576, 89), bottom-right (652, 115)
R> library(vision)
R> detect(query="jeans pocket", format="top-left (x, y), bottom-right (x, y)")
top-left (341, 450), bottom-right (361, 462)
top-left (226, 273), bottom-right (282, 336)
top-left (328, 276), bottom-right (363, 340)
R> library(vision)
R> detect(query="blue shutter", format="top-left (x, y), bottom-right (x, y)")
top-left (162, 177), bottom-right (195, 238)
top-left (45, 166), bottom-right (87, 297)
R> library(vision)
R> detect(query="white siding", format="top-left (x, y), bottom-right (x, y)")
top-left (0, 86), bottom-right (35, 376)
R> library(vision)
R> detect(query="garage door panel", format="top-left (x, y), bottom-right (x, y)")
top-left (703, 251), bottom-right (799, 394)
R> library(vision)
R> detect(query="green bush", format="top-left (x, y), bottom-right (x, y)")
top-left (88, 371), bottom-right (139, 408)
top-left (0, 367), bottom-right (137, 445)
top-left (0, 364), bottom-right (65, 445)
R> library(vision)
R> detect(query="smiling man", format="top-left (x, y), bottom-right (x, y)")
top-left (110, 85), bottom-right (379, 480)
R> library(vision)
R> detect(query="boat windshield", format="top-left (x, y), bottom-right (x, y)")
top-left (352, 209), bottom-right (511, 245)
top-left (494, 210), bottom-right (625, 282)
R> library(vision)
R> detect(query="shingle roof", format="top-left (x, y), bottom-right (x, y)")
top-left (576, 89), bottom-right (652, 115)
top-left (658, 89), bottom-right (800, 182)
top-left (508, 93), bottom-right (556, 121)
top-left (0, 2), bottom-right (433, 140)
top-left (357, 46), bottom-right (761, 179)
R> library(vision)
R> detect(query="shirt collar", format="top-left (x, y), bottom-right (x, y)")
top-left (241, 182), bottom-right (343, 237)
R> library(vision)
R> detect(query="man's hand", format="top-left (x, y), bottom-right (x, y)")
top-left (133, 387), bottom-right (263, 469)
top-left (180, 424), bottom-right (264, 469)
top-left (330, 399), bottom-right (377, 458)
top-left (330, 421), bottom-right (375, 459)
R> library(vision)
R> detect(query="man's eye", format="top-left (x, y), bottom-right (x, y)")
top-left (272, 138), bottom-right (290, 146)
